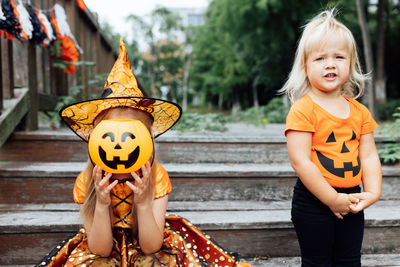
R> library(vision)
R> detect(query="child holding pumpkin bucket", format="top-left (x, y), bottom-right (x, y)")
top-left (282, 10), bottom-right (382, 266)
top-left (36, 38), bottom-right (251, 267)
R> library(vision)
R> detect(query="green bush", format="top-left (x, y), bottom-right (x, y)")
top-left (228, 96), bottom-right (289, 125)
top-left (262, 97), bottom-right (290, 123)
top-left (229, 106), bottom-right (268, 126)
top-left (379, 143), bottom-right (400, 164)
top-left (174, 112), bottom-right (227, 132)
top-left (377, 99), bottom-right (400, 121)
top-left (379, 106), bottom-right (400, 164)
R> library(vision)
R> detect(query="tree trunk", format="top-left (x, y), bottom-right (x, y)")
top-left (252, 82), bottom-right (259, 108)
top-left (182, 56), bottom-right (192, 112)
top-left (231, 87), bottom-right (240, 115)
top-left (149, 40), bottom-right (158, 97)
top-left (147, 65), bottom-right (156, 96)
top-left (218, 92), bottom-right (224, 110)
top-left (375, 0), bottom-right (387, 105)
top-left (356, 0), bottom-right (376, 118)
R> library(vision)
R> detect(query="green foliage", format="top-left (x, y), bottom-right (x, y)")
top-left (385, 1), bottom-right (400, 99)
top-left (377, 99), bottom-right (400, 121)
top-left (228, 96), bottom-right (289, 125)
top-left (174, 112), bottom-right (227, 132)
top-left (43, 96), bottom-right (76, 128)
top-left (190, 0), bottom-right (334, 109)
top-left (379, 143), bottom-right (400, 165)
top-left (379, 107), bottom-right (400, 164)
top-left (262, 97), bottom-right (290, 123)
top-left (229, 106), bottom-right (268, 126)
top-left (52, 59), bottom-right (96, 70)
top-left (47, 71), bottom-right (108, 128)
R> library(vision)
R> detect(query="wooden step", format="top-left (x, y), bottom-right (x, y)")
top-left (1, 254), bottom-right (400, 267)
top-left (0, 126), bottom-right (390, 164)
top-left (0, 162), bottom-right (399, 203)
top-left (245, 254), bottom-right (400, 266)
top-left (0, 127), bottom-right (289, 164)
top-left (0, 200), bottom-right (399, 265)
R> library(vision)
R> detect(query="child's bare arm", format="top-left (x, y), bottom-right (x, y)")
top-left (350, 133), bottom-right (382, 213)
top-left (286, 130), bottom-right (358, 218)
top-left (126, 162), bottom-right (167, 254)
top-left (86, 165), bottom-right (118, 257)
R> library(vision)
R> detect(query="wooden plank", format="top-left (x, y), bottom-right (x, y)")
top-left (1, 173), bottom-right (399, 204)
top-left (0, 89), bottom-right (29, 147)
top-left (206, 228), bottom-right (300, 258)
top-left (0, 140), bottom-right (87, 162)
top-left (0, 219), bottom-right (399, 264)
top-left (0, 178), bottom-right (74, 204)
top-left (2, 202), bottom-right (400, 232)
top-left (0, 140), bottom-right (290, 164)
top-left (26, 42), bottom-right (38, 130)
top-left (0, 232), bottom-right (77, 265)
top-left (7, 40), bottom-right (14, 99)
top-left (12, 41), bottom-right (28, 89)
top-left (0, 137), bottom-right (390, 164)
top-left (1, 39), bottom-right (12, 99)
top-left (0, 38), bottom-right (2, 110)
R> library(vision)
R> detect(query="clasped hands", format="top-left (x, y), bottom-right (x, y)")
top-left (329, 192), bottom-right (376, 219)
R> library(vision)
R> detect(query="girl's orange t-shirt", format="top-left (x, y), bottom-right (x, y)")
top-left (285, 95), bottom-right (378, 188)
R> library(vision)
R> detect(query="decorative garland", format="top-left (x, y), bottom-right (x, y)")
top-left (0, 0), bottom-right (86, 74)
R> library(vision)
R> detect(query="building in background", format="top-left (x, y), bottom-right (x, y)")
top-left (170, 7), bottom-right (207, 43)
top-left (172, 7), bottom-right (206, 26)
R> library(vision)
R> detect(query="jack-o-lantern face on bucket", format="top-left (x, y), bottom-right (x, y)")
top-left (315, 130), bottom-right (360, 179)
top-left (88, 119), bottom-right (153, 173)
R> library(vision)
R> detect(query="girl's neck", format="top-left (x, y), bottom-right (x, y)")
top-left (307, 90), bottom-right (350, 119)
top-left (308, 88), bottom-right (342, 101)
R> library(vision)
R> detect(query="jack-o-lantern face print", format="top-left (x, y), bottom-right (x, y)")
top-left (88, 120), bottom-right (153, 173)
top-left (315, 130), bottom-right (360, 179)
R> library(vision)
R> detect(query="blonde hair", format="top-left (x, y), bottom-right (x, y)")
top-left (280, 9), bottom-right (369, 103)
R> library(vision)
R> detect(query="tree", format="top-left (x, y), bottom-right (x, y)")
top-left (190, 0), bottom-right (320, 111)
top-left (375, 0), bottom-right (387, 105)
top-left (356, 0), bottom-right (375, 117)
top-left (127, 8), bottom-right (184, 100)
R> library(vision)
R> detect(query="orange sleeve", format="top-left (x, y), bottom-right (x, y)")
top-left (285, 97), bottom-right (316, 136)
top-left (73, 169), bottom-right (90, 204)
top-left (360, 103), bottom-right (378, 135)
top-left (154, 163), bottom-right (172, 199)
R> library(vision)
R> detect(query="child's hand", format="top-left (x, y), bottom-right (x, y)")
top-left (93, 165), bottom-right (118, 207)
top-left (329, 193), bottom-right (359, 219)
top-left (349, 192), bottom-right (378, 213)
top-left (126, 162), bottom-right (153, 207)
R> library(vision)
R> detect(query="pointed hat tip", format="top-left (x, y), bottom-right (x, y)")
top-left (104, 36), bottom-right (139, 95)
top-left (118, 37), bottom-right (128, 62)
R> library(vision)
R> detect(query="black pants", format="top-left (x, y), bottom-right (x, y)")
top-left (291, 179), bottom-right (364, 267)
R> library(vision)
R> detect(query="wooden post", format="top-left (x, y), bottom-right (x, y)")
top-left (26, 42), bottom-right (38, 130)
top-left (1, 39), bottom-right (13, 100)
top-left (0, 39), bottom-right (3, 111)
top-left (8, 40), bottom-right (14, 99)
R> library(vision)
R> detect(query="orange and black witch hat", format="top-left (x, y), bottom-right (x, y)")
top-left (60, 38), bottom-right (182, 141)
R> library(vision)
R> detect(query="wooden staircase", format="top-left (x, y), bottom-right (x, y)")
top-left (0, 123), bottom-right (400, 266)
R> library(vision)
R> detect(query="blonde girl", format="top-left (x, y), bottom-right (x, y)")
top-left (282, 10), bottom-right (382, 266)
top-left (36, 39), bottom-right (251, 267)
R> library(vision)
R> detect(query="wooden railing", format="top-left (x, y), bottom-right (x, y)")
top-left (0, 0), bottom-right (117, 146)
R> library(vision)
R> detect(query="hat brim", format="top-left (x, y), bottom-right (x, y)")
top-left (59, 96), bottom-right (182, 142)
